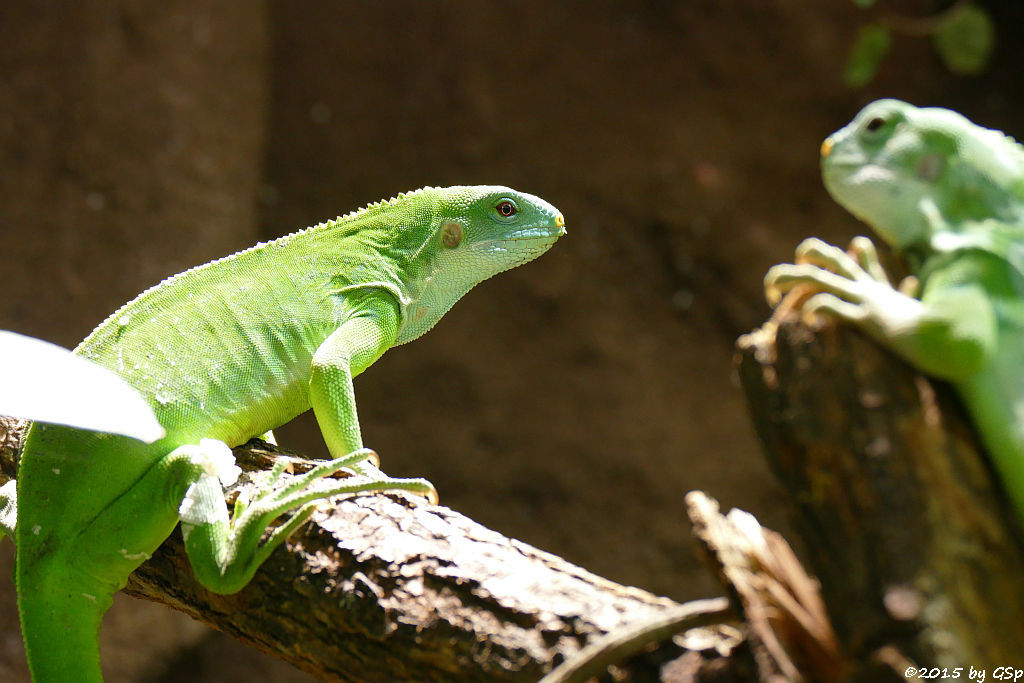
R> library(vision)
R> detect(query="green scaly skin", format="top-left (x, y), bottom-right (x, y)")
top-left (11, 185), bottom-right (565, 681)
top-left (765, 99), bottom-right (1024, 522)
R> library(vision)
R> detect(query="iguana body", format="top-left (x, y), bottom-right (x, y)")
top-left (765, 100), bottom-right (1024, 519)
top-left (13, 185), bottom-right (565, 680)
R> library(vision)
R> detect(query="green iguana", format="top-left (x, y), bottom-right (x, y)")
top-left (765, 99), bottom-right (1024, 520)
top-left (8, 185), bottom-right (565, 681)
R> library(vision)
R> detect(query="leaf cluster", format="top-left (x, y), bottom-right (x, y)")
top-left (846, 1), bottom-right (994, 87)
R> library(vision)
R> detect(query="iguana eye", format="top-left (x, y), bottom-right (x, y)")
top-left (496, 200), bottom-right (517, 217)
top-left (441, 221), bottom-right (463, 248)
top-left (865, 116), bottom-right (886, 133)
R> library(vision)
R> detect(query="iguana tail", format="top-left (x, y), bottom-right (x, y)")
top-left (17, 561), bottom-right (110, 682)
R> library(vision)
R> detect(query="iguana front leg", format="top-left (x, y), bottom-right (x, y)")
top-left (764, 236), bottom-right (996, 382)
top-left (179, 290), bottom-right (438, 593)
top-left (309, 290), bottom-right (429, 482)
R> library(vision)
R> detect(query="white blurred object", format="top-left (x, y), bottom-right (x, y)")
top-left (0, 330), bottom-right (165, 443)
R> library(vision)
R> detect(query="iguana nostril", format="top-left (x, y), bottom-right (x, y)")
top-left (821, 137), bottom-right (834, 158)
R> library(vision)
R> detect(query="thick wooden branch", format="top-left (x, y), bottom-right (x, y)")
top-left (0, 419), bottom-right (747, 681)
top-left (737, 315), bottom-right (1024, 670)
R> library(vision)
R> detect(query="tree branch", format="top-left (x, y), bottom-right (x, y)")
top-left (736, 314), bottom-right (1024, 670)
top-left (0, 420), bottom-right (746, 681)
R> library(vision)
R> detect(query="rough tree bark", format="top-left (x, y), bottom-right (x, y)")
top-left (737, 313), bottom-right (1024, 673)
top-left (0, 419), bottom-right (753, 682)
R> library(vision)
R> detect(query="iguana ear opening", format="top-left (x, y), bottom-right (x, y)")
top-left (916, 153), bottom-right (945, 182)
top-left (440, 221), bottom-right (463, 249)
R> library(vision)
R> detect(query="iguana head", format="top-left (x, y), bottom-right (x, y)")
top-left (821, 99), bottom-right (1024, 251)
top-left (396, 185), bottom-right (565, 344)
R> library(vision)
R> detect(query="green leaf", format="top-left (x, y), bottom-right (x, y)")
top-left (845, 24), bottom-right (892, 88)
top-left (851, 0), bottom-right (876, 8)
top-left (934, 4), bottom-right (994, 75)
top-left (0, 331), bottom-right (165, 442)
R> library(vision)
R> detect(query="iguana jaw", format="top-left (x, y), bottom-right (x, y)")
top-left (501, 222), bottom-right (566, 242)
top-left (470, 217), bottom-right (564, 277)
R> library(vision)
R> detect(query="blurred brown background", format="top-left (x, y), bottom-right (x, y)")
top-left (1, 1), bottom-right (1022, 680)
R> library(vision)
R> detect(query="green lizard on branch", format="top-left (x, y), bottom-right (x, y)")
top-left (766, 99), bottom-right (1024, 521)
top-left (7, 185), bottom-right (564, 681)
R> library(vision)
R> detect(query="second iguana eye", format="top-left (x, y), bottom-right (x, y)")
top-left (865, 116), bottom-right (886, 133)
top-left (496, 200), bottom-right (517, 217)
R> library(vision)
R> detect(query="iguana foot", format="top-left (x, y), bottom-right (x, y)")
top-left (230, 446), bottom-right (437, 531)
top-left (766, 236), bottom-right (888, 303)
top-left (764, 236), bottom-right (923, 334)
top-left (180, 442), bottom-right (437, 593)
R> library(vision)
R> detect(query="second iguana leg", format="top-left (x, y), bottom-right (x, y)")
top-left (765, 236), bottom-right (996, 381)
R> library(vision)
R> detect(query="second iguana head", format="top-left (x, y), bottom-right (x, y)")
top-left (820, 99), bottom-right (1024, 251)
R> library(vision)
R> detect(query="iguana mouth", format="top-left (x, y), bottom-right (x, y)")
top-left (501, 219), bottom-right (567, 242)
top-left (821, 147), bottom-right (870, 170)
top-left (831, 164), bottom-right (897, 186)
top-left (472, 226), bottom-right (564, 262)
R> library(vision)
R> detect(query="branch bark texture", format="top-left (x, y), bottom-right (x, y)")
top-left (737, 316), bottom-right (1024, 668)
top-left (0, 420), bottom-right (741, 681)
